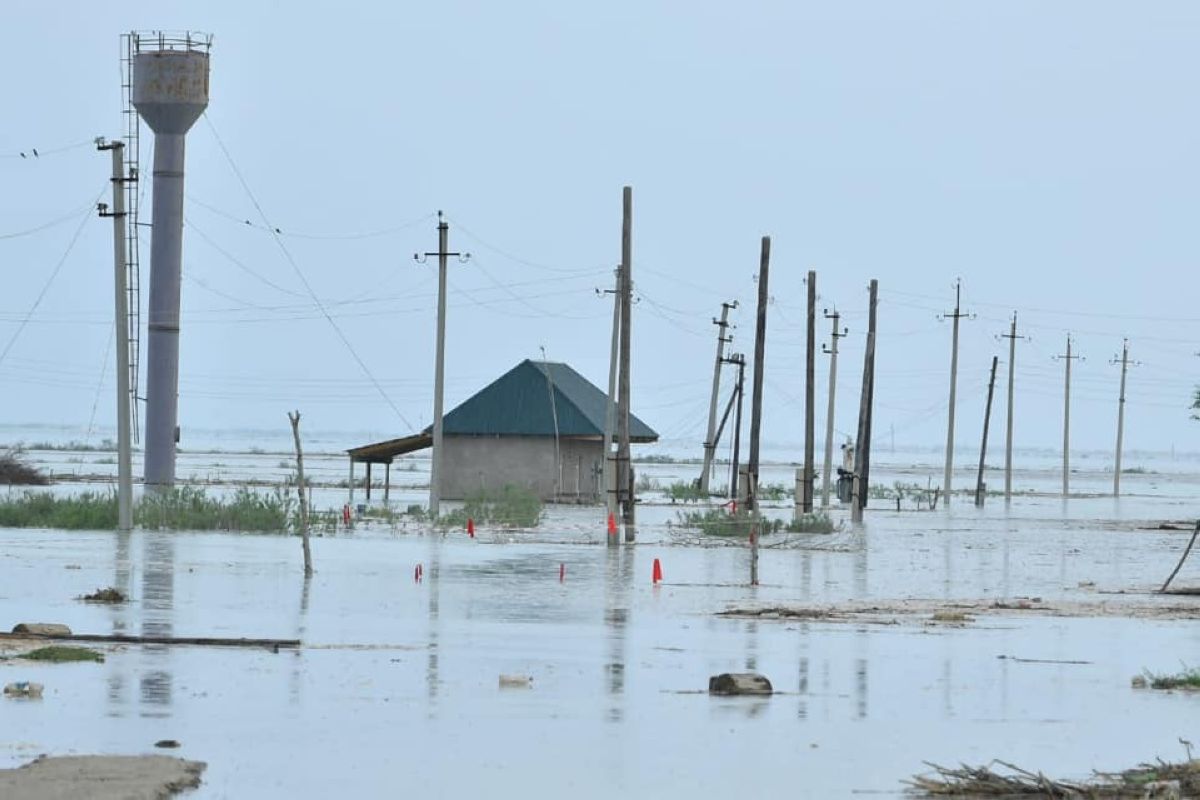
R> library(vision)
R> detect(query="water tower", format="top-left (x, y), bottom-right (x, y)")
top-left (131, 31), bottom-right (211, 489)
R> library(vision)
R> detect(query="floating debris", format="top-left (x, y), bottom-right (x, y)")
top-left (908, 757), bottom-right (1200, 797)
top-left (80, 587), bottom-right (127, 604)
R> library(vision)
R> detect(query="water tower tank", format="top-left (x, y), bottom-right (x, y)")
top-left (130, 31), bottom-right (211, 490)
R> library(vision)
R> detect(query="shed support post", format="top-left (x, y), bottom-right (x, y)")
top-left (366, 462), bottom-right (372, 501)
top-left (349, 459), bottom-right (355, 508)
top-left (385, 462), bottom-right (391, 504)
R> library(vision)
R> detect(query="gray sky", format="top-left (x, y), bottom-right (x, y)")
top-left (2, 1), bottom-right (1198, 456)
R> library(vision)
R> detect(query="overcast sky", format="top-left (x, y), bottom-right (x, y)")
top-left (2, 1), bottom-right (1198, 458)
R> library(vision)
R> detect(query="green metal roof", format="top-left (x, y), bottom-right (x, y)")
top-left (435, 359), bottom-right (658, 441)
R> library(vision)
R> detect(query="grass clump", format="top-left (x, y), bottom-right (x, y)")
top-left (666, 481), bottom-right (708, 503)
top-left (138, 486), bottom-right (291, 532)
top-left (18, 646), bottom-right (104, 664)
top-left (1142, 666), bottom-right (1200, 690)
top-left (80, 587), bottom-right (127, 604)
top-left (786, 512), bottom-right (836, 534)
top-left (438, 485), bottom-right (543, 529)
top-left (675, 508), bottom-right (785, 537)
top-left (909, 755), bottom-right (1200, 796)
top-left (0, 491), bottom-right (116, 529)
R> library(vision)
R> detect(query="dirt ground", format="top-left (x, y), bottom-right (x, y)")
top-left (0, 755), bottom-right (204, 800)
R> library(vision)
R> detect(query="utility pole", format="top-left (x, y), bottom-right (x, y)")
top-left (802, 270), bottom-right (817, 514)
top-left (999, 313), bottom-right (1024, 503)
top-left (600, 269), bottom-right (620, 533)
top-left (820, 310), bottom-right (848, 508)
top-left (701, 301), bottom-right (736, 494)
top-left (617, 186), bottom-right (635, 541)
top-left (728, 354), bottom-right (746, 501)
top-left (974, 356), bottom-right (999, 508)
top-left (1111, 339), bottom-right (1134, 497)
top-left (416, 211), bottom-right (466, 518)
top-left (941, 279), bottom-right (972, 506)
top-left (97, 139), bottom-right (133, 532)
top-left (852, 280), bottom-right (878, 524)
top-left (747, 236), bottom-right (770, 511)
top-left (1054, 335), bottom-right (1083, 498)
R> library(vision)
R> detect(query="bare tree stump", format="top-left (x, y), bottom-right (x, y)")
top-left (288, 411), bottom-right (313, 578)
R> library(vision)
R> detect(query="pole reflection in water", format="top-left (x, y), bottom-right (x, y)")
top-left (426, 544), bottom-right (441, 716)
top-left (140, 533), bottom-right (175, 716)
top-left (796, 656), bottom-right (809, 720)
top-left (290, 576), bottom-right (312, 705)
top-left (106, 529), bottom-right (134, 715)
top-left (603, 546), bottom-right (631, 723)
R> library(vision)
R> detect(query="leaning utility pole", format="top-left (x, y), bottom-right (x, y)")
top-left (701, 301), bottom-right (736, 494)
top-left (1055, 335), bottom-right (1083, 498)
top-left (802, 270), bottom-right (817, 514)
top-left (617, 186), bottom-right (635, 541)
top-left (1112, 339), bottom-right (1132, 497)
top-left (975, 356), bottom-right (999, 508)
top-left (999, 313), bottom-right (1024, 502)
top-left (601, 269), bottom-right (620, 530)
top-left (820, 309), bottom-right (847, 508)
top-left (97, 139), bottom-right (134, 532)
top-left (747, 237), bottom-right (770, 510)
top-left (417, 211), bottom-right (465, 518)
top-left (728, 354), bottom-right (746, 501)
top-left (852, 280), bottom-right (878, 524)
top-left (941, 279), bottom-right (972, 506)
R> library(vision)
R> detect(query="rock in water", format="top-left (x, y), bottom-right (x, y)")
top-left (11, 623), bottom-right (72, 637)
top-left (708, 673), bottom-right (773, 696)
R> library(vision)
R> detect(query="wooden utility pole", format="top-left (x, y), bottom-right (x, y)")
top-left (288, 411), bottom-right (313, 578)
top-left (802, 270), bottom-right (817, 514)
top-left (601, 268), bottom-right (620, 537)
top-left (1112, 339), bottom-right (1132, 497)
top-left (941, 279), bottom-right (972, 506)
top-left (1055, 335), bottom-right (1083, 497)
top-left (701, 301), bottom-right (736, 494)
top-left (999, 313), bottom-right (1023, 502)
top-left (617, 186), bottom-right (635, 540)
top-left (852, 280), bottom-right (878, 523)
top-left (729, 354), bottom-right (746, 501)
top-left (820, 310), bottom-right (847, 508)
top-left (417, 211), bottom-right (465, 518)
top-left (974, 356), bottom-right (999, 508)
top-left (747, 236), bottom-right (770, 510)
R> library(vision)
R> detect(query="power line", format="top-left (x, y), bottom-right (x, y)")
top-left (201, 112), bottom-right (415, 431)
top-left (0, 200), bottom-right (97, 240)
top-left (187, 194), bottom-right (436, 240)
top-left (0, 189), bottom-right (103, 369)
top-left (0, 139), bottom-right (94, 160)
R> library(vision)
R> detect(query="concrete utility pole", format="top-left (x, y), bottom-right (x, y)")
top-left (852, 280), bottom-right (878, 524)
top-left (701, 301), bottom-right (736, 494)
top-left (999, 313), bottom-right (1024, 502)
top-left (728, 354), bottom-right (746, 501)
top-left (617, 186), bottom-right (635, 541)
top-left (1055, 335), bottom-right (1083, 498)
top-left (97, 139), bottom-right (134, 532)
top-left (601, 269), bottom-right (620, 531)
top-left (747, 237), bottom-right (770, 510)
top-left (802, 270), bottom-right (817, 514)
top-left (975, 356), bottom-right (999, 508)
top-left (1112, 339), bottom-right (1133, 497)
top-left (941, 279), bottom-right (972, 506)
top-left (417, 211), bottom-right (465, 518)
top-left (820, 310), bottom-right (847, 508)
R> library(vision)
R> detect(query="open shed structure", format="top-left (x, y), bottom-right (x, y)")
top-left (346, 359), bottom-right (658, 504)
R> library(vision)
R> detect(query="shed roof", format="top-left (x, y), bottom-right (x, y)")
top-left (441, 359), bottom-right (658, 440)
top-left (347, 359), bottom-right (658, 462)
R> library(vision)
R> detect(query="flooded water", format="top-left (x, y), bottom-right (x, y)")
top-left (1, 449), bottom-right (1198, 797)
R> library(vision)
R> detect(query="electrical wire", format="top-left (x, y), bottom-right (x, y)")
top-left (0, 189), bottom-right (103, 369)
top-left (186, 195), bottom-right (436, 241)
top-left (0, 200), bottom-right (97, 240)
top-left (0, 139), bottom-right (94, 160)
top-left (202, 112), bottom-right (416, 431)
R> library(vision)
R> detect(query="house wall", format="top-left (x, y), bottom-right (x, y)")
top-left (441, 435), bottom-right (603, 502)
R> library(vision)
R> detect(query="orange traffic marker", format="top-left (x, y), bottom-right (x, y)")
top-left (607, 513), bottom-right (617, 536)
top-left (467, 518), bottom-right (475, 538)
top-left (652, 558), bottom-right (663, 584)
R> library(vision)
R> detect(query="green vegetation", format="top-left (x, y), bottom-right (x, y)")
top-left (437, 485), bottom-right (543, 529)
top-left (80, 587), bottom-right (127, 604)
top-left (24, 439), bottom-right (116, 452)
top-left (1143, 666), bottom-right (1200, 690)
top-left (634, 473), bottom-right (660, 493)
top-left (0, 491), bottom-right (116, 528)
top-left (139, 487), bottom-right (291, 532)
top-left (18, 646), bottom-right (104, 664)
top-left (0, 448), bottom-right (49, 486)
top-left (786, 512), bottom-right (836, 534)
top-left (634, 454), bottom-right (682, 464)
top-left (757, 482), bottom-right (791, 501)
top-left (665, 480), bottom-right (708, 503)
top-left (675, 508), bottom-right (836, 536)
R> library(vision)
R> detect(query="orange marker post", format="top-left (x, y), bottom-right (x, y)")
top-left (652, 558), bottom-right (663, 584)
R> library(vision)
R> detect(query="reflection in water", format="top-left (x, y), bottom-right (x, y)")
top-left (743, 620), bottom-right (758, 673)
top-left (426, 543), bottom-right (441, 715)
top-left (855, 658), bottom-right (868, 719)
top-left (603, 547), bottom-right (632, 723)
top-left (106, 530), bottom-right (133, 715)
top-left (796, 656), bottom-right (809, 720)
top-left (140, 534), bottom-right (175, 715)
top-left (290, 575), bottom-right (312, 705)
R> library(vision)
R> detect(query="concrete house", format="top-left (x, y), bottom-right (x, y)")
top-left (347, 359), bottom-right (658, 503)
